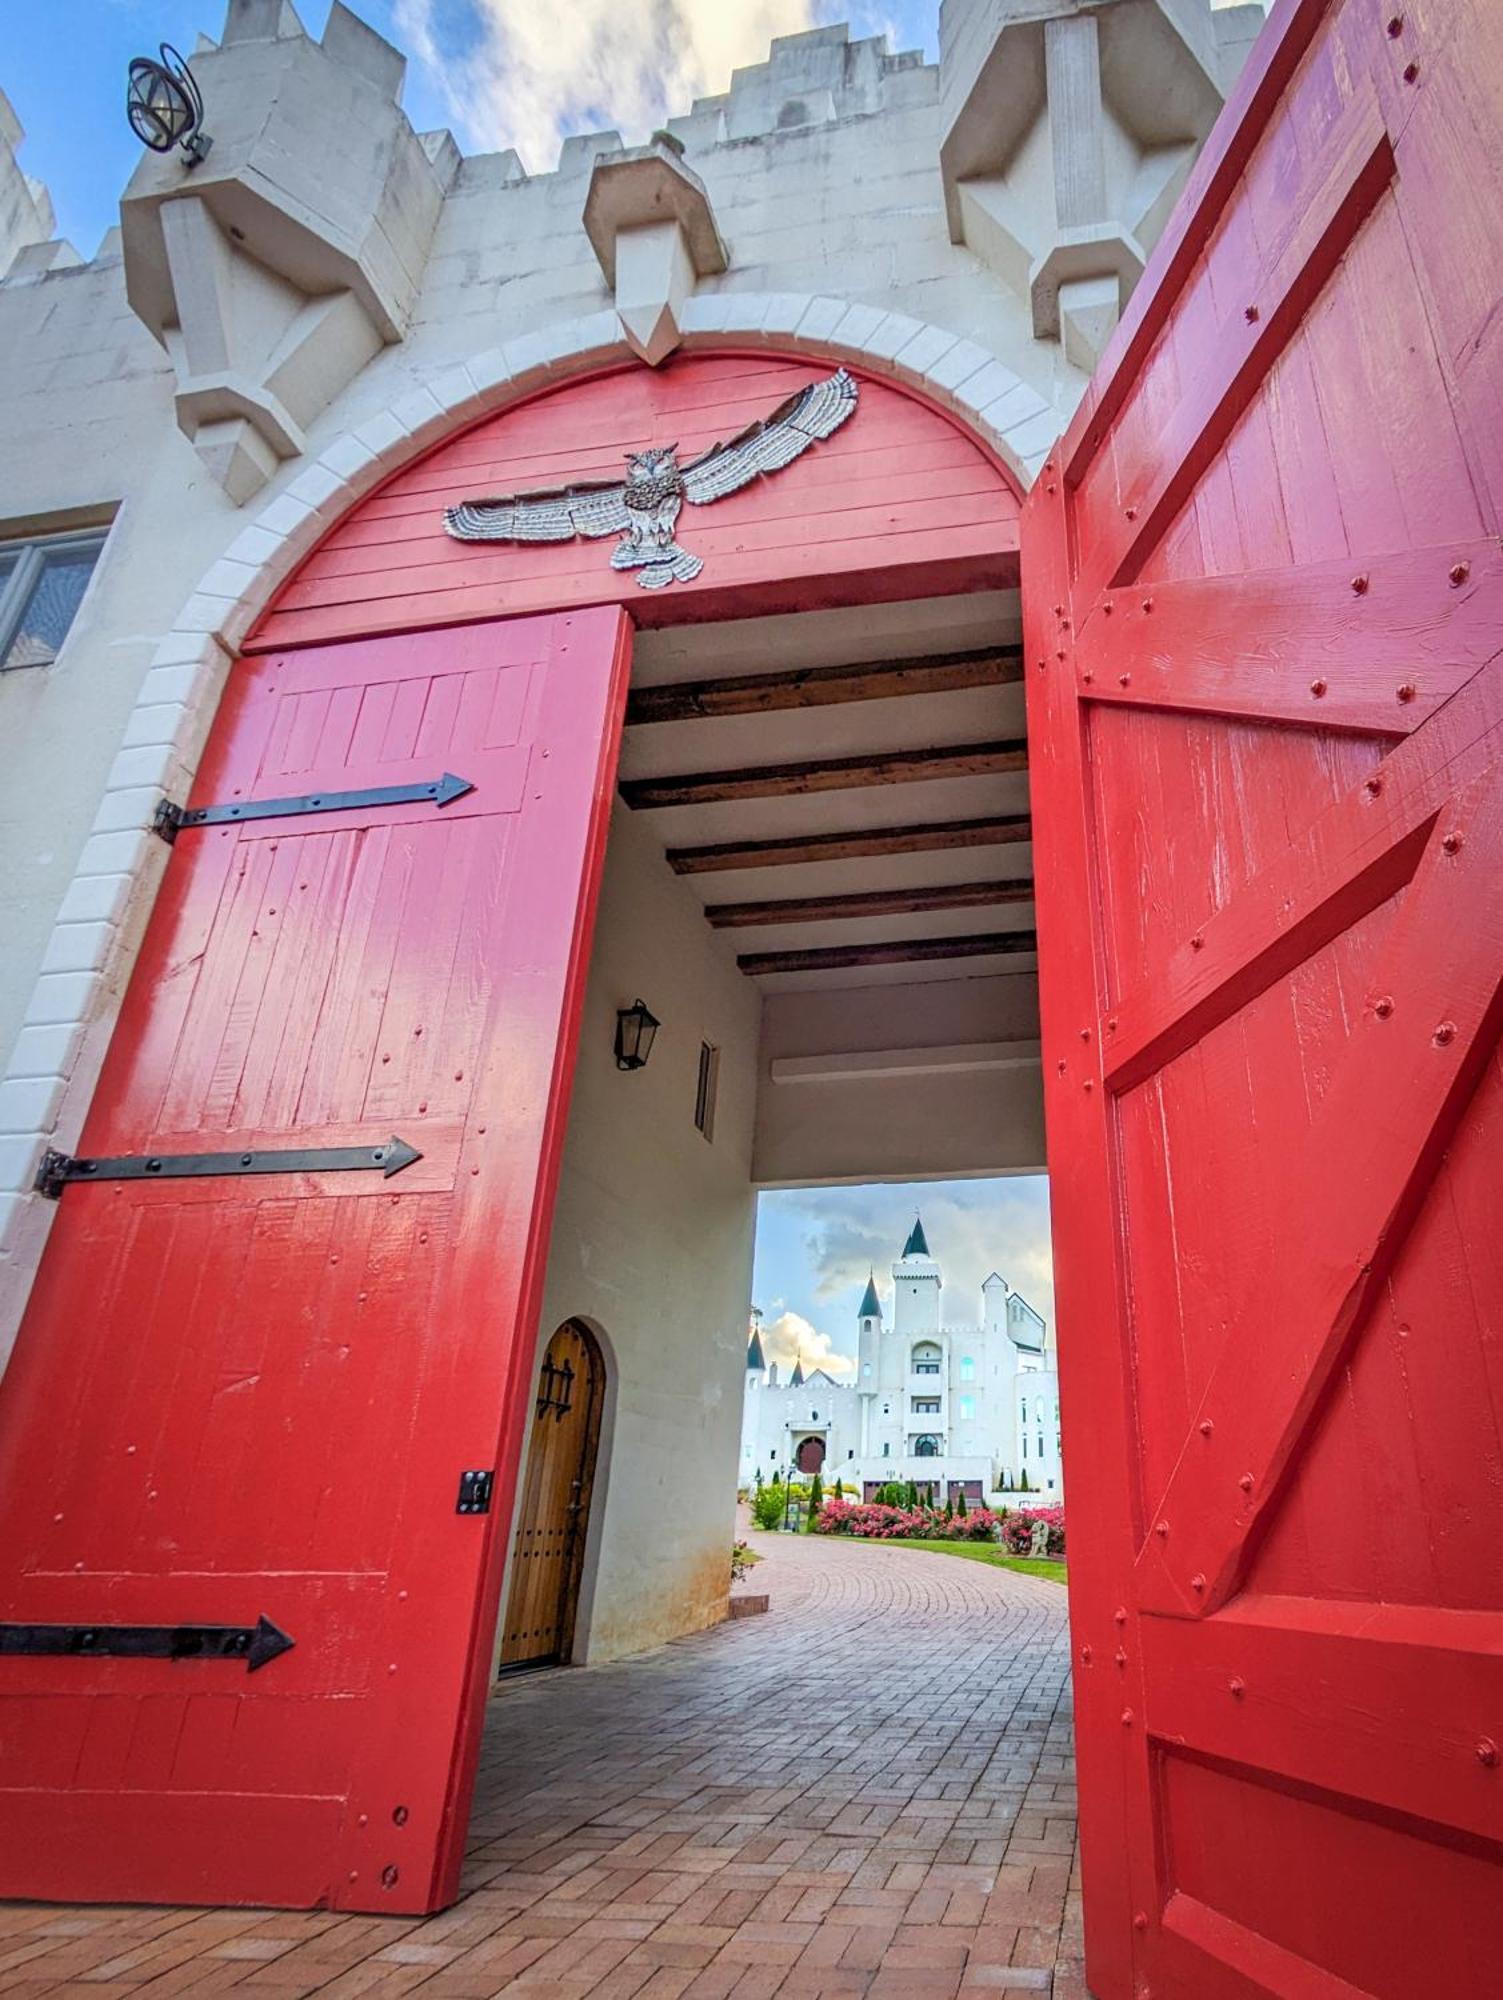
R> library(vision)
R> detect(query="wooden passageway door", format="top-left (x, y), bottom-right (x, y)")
top-left (0, 606), bottom-right (631, 1913)
top-left (499, 1321), bottom-right (606, 1671)
top-left (1023, 1), bottom-right (1503, 1995)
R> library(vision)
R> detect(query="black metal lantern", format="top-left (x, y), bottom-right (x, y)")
top-left (127, 44), bottom-right (212, 166)
top-left (613, 998), bottom-right (660, 1071)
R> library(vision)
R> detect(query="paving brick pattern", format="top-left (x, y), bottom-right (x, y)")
top-left (0, 1531), bottom-right (1083, 1998)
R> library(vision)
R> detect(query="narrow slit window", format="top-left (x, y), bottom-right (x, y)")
top-left (694, 1041), bottom-right (720, 1140)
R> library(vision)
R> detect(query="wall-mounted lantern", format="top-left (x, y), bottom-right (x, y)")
top-left (127, 44), bottom-right (212, 167)
top-left (614, 998), bottom-right (660, 1072)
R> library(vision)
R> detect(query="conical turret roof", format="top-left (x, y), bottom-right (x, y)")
top-left (746, 1327), bottom-right (766, 1371)
top-left (901, 1214), bottom-right (930, 1258)
top-left (858, 1272), bottom-right (881, 1318)
top-left (790, 1355), bottom-right (805, 1387)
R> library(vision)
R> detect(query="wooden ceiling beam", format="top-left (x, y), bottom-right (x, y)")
top-left (625, 646), bottom-right (1023, 725)
top-left (620, 740), bottom-right (1026, 810)
top-left (706, 879), bottom-right (1036, 928)
top-left (737, 930), bottom-right (1039, 976)
top-left (667, 814), bottom-right (1033, 874)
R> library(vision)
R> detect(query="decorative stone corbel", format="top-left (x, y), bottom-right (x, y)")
top-left (940, 0), bottom-right (1256, 375)
top-left (583, 138), bottom-right (728, 367)
top-left (120, 0), bottom-right (455, 503)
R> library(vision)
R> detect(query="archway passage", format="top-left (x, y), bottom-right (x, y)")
top-left (499, 1322), bottom-right (605, 1672)
top-left (0, 351), bottom-right (1023, 1918)
top-left (795, 1435), bottom-right (826, 1475)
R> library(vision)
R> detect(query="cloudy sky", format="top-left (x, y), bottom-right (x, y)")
top-left (752, 1176), bottom-right (1054, 1383)
top-left (12, 1), bottom-right (1265, 254)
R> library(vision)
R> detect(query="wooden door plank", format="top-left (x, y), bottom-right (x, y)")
top-left (1074, 90), bottom-right (1395, 607)
top-left (1102, 667), bottom-right (1503, 1092)
top-left (1135, 773), bottom-right (1503, 1617)
top-left (620, 740), bottom-right (1027, 809)
top-left (1061, 0), bottom-right (1334, 492)
top-left (1076, 541), bottom-right (1503, 737)
top-left (1158, 1896), bottom-right (1373, 2000)
top-left (1141, 1597), bottom-right (1503, 1840)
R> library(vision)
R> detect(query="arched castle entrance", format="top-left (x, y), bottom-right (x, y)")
top-left (3, 3), bottom-right (1503, 1980)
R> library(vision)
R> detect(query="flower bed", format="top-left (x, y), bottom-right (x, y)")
top-left (814, 1497), bottom-right (1065, 1555)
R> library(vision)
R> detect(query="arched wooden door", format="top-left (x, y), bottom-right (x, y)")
top-left (499, 1322), bottom-right (605, 1671)
top-left (795, 1435), bottom-right (826, 1475)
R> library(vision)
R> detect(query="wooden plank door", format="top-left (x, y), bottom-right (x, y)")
top-left (499, 1321), bottom-right (606, 1670)
top-left (0, 605), bottom-right (631, 1914)
top-left (1021, 2), bottom-right (1503, 1995)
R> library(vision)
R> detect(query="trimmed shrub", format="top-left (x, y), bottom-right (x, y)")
top-left (751, 1481), bottom-right (786, 1531)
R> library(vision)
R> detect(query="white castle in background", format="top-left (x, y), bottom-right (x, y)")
top-left (740, 1219), bottom-right (1061, 1505)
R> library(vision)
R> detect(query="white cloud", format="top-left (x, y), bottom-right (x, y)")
top-left (760, 1308), bottom-right (856, 1381)
top-left (780, 1180), bottom-right (1056, 1331)
top-left (395, 0), bottom-right (820, 172)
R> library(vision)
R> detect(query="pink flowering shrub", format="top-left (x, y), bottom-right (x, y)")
top-left (1000, 1507), bottom-right (1066, 1557)
top-left (815, 1499), bottom-right (1005, 1543)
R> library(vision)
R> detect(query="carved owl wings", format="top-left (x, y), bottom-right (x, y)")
top-left (442, 369), bottom-right (859, 589)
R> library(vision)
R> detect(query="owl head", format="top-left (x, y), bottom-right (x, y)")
top-left (627, 445), bottom-right (680, 476)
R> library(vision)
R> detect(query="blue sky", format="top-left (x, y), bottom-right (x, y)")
top-left (752, 1177), bottom-right (1053, 1382)
top-left (5, 0), bottom-right (940, 257)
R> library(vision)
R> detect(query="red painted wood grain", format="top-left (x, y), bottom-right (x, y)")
top-left (1026, 0), bottom-right (1503, 1994)
top-left (0, 607), bottom-right (632, 1913)
top-left (249, 357), bottom-right (1022, 651)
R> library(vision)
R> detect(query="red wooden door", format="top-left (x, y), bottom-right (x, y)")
top-left (0, 605), bottom-right (630, 1913)
top-left (1023, 2), bottom-right (1503, 1995)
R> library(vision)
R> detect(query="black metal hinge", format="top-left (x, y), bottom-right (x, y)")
top-left (457, 1471), bottom-right (494, 1515)
top-left (153, 772), bottom-right (475, 843)
top-left (35, 1135), bottom-right (422, 1200)
top-left (0, 1614), bottom-right (295, 1672)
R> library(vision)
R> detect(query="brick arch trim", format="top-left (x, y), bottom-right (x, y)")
top-left (0, 295), bottom-right (1060, 1360)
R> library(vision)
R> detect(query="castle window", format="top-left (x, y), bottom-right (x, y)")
top-left (1021, 1436), bottom-right (1028, 1459)
top-left (914, 1435), bottom-right (939, 1457)
top-left (1021, 1398), bottom-right (1028, 1423)
top-left (882, 1442), bottom-right (890, 1457)
top-left (960, 1355), bottom-right (975, 1381)
top-left (862, 1361), bottom-right (871, 1377)
top-left (694, 1042), bottom-right (719, 1139)
top-left (0, 528), bottom-right (107, 670)
top-left (811, 1409), bottom-right (818, 1421)
top-left (959, 1395), bottom-right (976, 1421)
top-left (913, 1398), bottom-right (940, 1414)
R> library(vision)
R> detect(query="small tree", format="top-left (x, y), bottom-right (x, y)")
top-left (807, 1471), bottom-right (824, 1525)
top-left (906, 1479), bottom-right (920, 1508)
top-left (1018, 1468), bottom-right (1031, 1493)
top-left (955, 1486), bottom-right (969, 1519)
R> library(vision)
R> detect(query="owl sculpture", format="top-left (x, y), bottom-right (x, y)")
top-left (443, 369), bottom-right (859, 590)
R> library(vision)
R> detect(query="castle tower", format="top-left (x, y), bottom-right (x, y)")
top-left (857, 1271), bottom-right (882, 1381)
top-left (892, 1214), bottom-right (942, 1335)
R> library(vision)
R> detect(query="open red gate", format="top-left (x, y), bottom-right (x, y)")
top-left (0, 606), bottom-right (630, 1912)
top-left (1024, 0), bottom-right (1503, 1993)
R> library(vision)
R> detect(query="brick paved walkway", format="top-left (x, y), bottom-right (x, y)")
top-left (0, 1531), bottom-right (1083, 1998)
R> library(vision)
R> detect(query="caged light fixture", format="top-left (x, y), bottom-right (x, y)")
top-left (127, 44), bottom-right (212, 167)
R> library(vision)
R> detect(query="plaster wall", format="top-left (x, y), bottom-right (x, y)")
top-left (754, 973), bottom-right (1045, 1185)
top-left (525, 802), bottom-right (761, 1663)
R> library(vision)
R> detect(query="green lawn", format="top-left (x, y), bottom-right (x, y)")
top-left (867, 1536), bottom-right (1068, 1585)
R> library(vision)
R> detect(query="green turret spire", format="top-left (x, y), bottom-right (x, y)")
top-left (858, 1271), bottom-right (881, 1319)
top-left (902, 1214), bottom-right (930, 1258)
